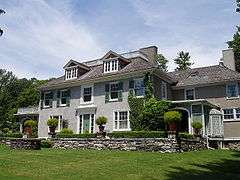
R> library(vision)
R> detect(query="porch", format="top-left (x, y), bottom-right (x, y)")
top-left (172, 99), bottom-right (224, 138)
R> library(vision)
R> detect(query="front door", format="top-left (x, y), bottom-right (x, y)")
top-left (83, 114), bottom-right (90, 133)
top-left (79, 114), bottom-right (95, 134)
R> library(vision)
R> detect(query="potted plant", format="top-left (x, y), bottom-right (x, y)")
top-left (164, 111), bottom-right (181, 132)
top-left (96, 116), bottom-right (107, 133)
top-left (24, 120), bottom-right (37, 137)
top-left (191, 121), bottom-right (203, 137)
top-left (47, 118), bottom-right (58, 134)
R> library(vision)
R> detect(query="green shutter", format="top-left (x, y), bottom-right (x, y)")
top-left (118, 82), bottom-right (123, 101)
top-left (40, 91), bottom-right (44, 100)
top-left (40, 100), bottom-right (43, 110)
top-left (129, 80), bottom-right (134, 89)
top-left (56, 90), bottom-right (60, 107)
top-left (105, 83), bottom-right (110, 103)
top-left (67, 89), bottom-right (71, 107)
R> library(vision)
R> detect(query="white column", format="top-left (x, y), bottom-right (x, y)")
top-left (201, 104), bottom-right (205, 136)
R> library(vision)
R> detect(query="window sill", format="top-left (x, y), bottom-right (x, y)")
top-left (223, 119), bottom-right (240, 122)
top-left (109, 99), bottom-right (119, 102)
top-left (59, 104), bottom-right (67, 107)
top-left (226, 97), bottom-right (239, 100)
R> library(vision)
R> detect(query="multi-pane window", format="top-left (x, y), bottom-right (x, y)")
top-left (114, 111), bottom-right (129, 130)
top-left (161, 81), bottom-right (167, 99)
top-left (110, 82), bottom-right (119, 100)
top-left (65, 67), bottom-right (78, 80)
top-left (185, 89), bottom-right (195, 100)
top-left (223, 109), bottom-right (234, 119)
top-left (50, 115), bottom-right (63, 132)
top-left (134, 78), bottom-right (145, 97)
top-left (103, 60), bottom-right (119, 73)
top-left (60, 90), bottom-right (68, 106)
top-left (44, 92), bottom-right (53, 107)
top-left (236, 108), bottom-right (240, 118)
top-left (226, 83), bottom-right (238, 98)
top-left (192, 104), bottom-right (202, 123)
top-left (83, 87), bottom-right (92, 102)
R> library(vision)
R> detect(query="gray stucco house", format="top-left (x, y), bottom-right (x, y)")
top-left (15, 46), bottom-right (240, 139)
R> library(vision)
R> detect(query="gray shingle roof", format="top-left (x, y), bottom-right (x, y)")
top-left (167, 65), bottom-right (240, 87)
top-left (39, 57), bottom-right (157, 89)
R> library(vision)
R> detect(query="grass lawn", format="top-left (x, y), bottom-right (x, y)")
top-left (0, 146), bottom-right (239, 180)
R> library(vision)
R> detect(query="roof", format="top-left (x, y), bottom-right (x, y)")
top-left (167, 65), bottom-right (240, 88)
top-left (39, 57), bottom-right (158, 90)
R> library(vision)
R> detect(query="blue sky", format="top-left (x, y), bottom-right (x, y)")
top-left (0, 0), bottom-right (239, 79)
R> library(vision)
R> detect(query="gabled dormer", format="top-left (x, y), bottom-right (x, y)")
top-left (63, 60), bottom-right (90, 80)
top-left (102, 51), bottom-right (130, 73)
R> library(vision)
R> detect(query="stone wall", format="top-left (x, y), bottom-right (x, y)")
top-left (0, 138), bottom-right (41, 150)
top-left (224, 140), bottom-right (240, 151)
top-left (52, 138), bottom-right (206, 153)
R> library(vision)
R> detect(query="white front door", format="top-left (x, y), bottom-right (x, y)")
top-left (79, 114), bottom-right (95, 134)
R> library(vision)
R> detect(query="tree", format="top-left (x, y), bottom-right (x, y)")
top-left (0, 9), bottom-right (5, 36)
top-left (237, 0), bottom-right (240, 13)
top-left (156, 54), bottom-right (168, 72)
top-left (227, 26), bottom-right (240, 72)
top-left (174, 51), bottom-right (193, 71)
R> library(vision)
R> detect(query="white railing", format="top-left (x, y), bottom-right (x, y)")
top-left (17, 106), bottom-right (39, 115)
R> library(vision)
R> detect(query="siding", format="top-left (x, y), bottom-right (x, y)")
top-left (224, 121), bottom-right (240, 138)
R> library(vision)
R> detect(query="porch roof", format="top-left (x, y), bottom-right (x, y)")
top-left (171, 99), bottom-right (220, 108)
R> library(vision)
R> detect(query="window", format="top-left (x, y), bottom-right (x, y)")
top-left (110, 82), bottom-right (119, 101)
top-left (236, 108), bottom-right (240, 119)
top-left (103, 59), bottom-right (119, 73)
top-left (83, 87), bottom-right (92, 102)
top-left (226, 83), bottom-right (238, 98)
top-left (134, 78), bottom-right (145, 97)
top-left (223, 109), bottom-right (234, 119)
top-left (65, 67), bottom-right (78, 80)
top-left (161, 81), bottom-right (167, 99)
top-left (60, 90), bottom-right (68, 106)
top-left (185, 89), bottom-right (195, 100)
top-left (44, 92), bottom-right (53, 107)
top-left (50, 115), bottom-right (63, 132)
top-left (114, 111), bottom-right (130, 130)
top-left (192, 104), bottom-right (202, 123)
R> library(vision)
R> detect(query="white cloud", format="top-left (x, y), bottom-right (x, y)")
top-left (0, 0), bottom-right (104, 79)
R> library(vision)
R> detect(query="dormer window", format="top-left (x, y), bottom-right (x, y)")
top-left (103, 59), bottom-right (119, 73)
top-left (65, 67), bottom-right (78, 80)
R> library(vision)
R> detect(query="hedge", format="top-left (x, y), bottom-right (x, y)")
top-left (56, 133), bottom-right (96, 138)
top-left (41, 140), bottom-right (53, 148)
top-left (179, 132), bottom-right (194, 139)
top-left (107, 131), bottom-right (167, 138)
top-left (0, 133), bottom-right (23, 138)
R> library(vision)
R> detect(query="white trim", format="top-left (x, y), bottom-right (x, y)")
top-left (184, 88), bottom-right (195, 100)
top-left (226, 82), bottom-right (239, 99)
top-left (65, 67), bottom-right (78, 80)
top-left (78, 113), bottom-right (95, 134)
top-left (80, 84), bottom-right (94, 104)
top-left (113, 111), bottom-right (131, 131)
top-left (103, 59), bottom-right (119, 73)
top-left (174, 107), bottom-right (191, 134)
top-left (109, 81), bottom-right (119, 101)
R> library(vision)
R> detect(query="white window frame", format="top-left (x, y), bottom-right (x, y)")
top-left (65, 67), bottom-right (78, 80)
top-left (113, 111), bottom-right (131, 131)
top-left (59, 89), bottom-right (68, 107)
top-left (78, 114), bottom-right (95, 134)
top-left (109, 82), bottom-right (119, 101)
top-left (133, 78), bottom-right (145, 98)
top-left (103, 59), bottom-right (119, 73)
top-left (49, 115), bottom-right (63, 132)
top-left (223, 108), bottom-right (240, 122)
top-left (43, 91), bottom-right (52, 108)
top-left (161, 81), bottom-right (167, 100)
top-left (226, 82), bottom-right (239, 99)
top-left (185, 88), bottom-right (195, 100)
top-left (80, 85), bottom-right (94, 104)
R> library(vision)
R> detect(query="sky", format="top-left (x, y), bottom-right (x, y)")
top-left (0, 0), bottom-right (239, 79)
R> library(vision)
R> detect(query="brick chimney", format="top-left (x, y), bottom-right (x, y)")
top-left (220, 48), bottom-right (236, 71)
top-left (139, 46), bottom-right (158, 65)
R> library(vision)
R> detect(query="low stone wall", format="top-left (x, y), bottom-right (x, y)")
top-left (224, 140), bottom-right (240, 151)
top-left (0, 138), bottom-right (41, 150)
top-left (52, 138), bottom-right (206, 153)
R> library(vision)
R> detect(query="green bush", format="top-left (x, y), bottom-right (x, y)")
top-left (59, 128), bottom-right (73, 135)
top-left (2, 128), bottom-right (10, 134)
top-left (47, 118), bottom-right (58, 127)
top-left (41, 140), bottom-right (53, 148)
top-left (24, 120), bottom-right (37, 127)
top-left (179, 132), bottom-right (194, 139)
top-left (191, 122), bottom-right (203, 130)
top-left (56, 133), bottom-right (96, 138)
top-left (96, 116), bottom-right (107, 126)
top-left (107, 131), bottom-right (167, 138)
top-left (0, 132), bottom-right (23, 138)
top-left (164, 111), bottom-right (181, 124)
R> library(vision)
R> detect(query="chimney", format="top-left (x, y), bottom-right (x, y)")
top-left (221, 48), bottom-right (235, 71)
top-left (139, 46), bottom-right (158, 65)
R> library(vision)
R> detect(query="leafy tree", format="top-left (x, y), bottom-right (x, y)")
top-left (0, 9), bottom-right (5, 36)
top-left (156, 54), bottom-right (168, 72)
top-left (227, 26), bottom-right (240, 72)
top-left (174, 51), bottom-right (193, 71)
top-left (237, 0), bottom-right (240, 13)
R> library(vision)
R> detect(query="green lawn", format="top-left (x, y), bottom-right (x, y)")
top-left (0, 145), bottom-right (239, 180)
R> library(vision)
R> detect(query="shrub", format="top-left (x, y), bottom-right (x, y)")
top-left (96, 116), bottom-right (107, 126)
top-left (179, 132), bottom-right (194, 139)
top-left (56, 133), bottom-right (96, 138)
top-left (107, 131), bottom-right (167, 138)
top-left (24, 120), bottom-right (37, 127)
top-left (41, 140), bottom-right (53, 148)
top-left (191, 122), bottom-right (203, 130)
top-left (59, 128), bottom-right (73, 135)
top-left (164, 111), bottom-right (181, 124)
top-left (47, 118), bottom-right (58, 127)
top-left (2, 128), bottom-right (10, 134)
top-left (0, 132), bottom-right (23, 138)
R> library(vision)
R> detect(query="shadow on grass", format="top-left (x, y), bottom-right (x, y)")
top-left (166, 151), bottom-right (240, 180)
